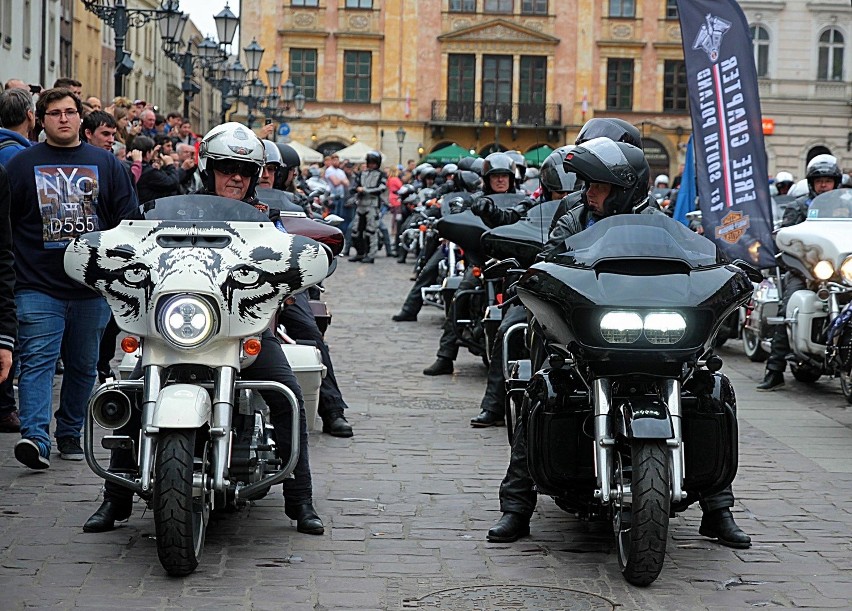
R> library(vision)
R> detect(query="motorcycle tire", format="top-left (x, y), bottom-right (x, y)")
top-left (614, 440), bottom-right (670, 587)
top-left (153, 429), bottom-right (209, 576)
top-left (840, 372), bottom-right (852, 405)
top-left (742, 328), bottom-right (769, 362)
top-left (790, 363), bottom-right (822, 384)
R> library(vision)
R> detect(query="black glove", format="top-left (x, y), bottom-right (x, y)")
top-left (471, 196), bottom-right (495, 217)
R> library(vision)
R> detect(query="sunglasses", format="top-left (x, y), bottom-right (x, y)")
top-left (215, 160), bottom-right (258, 178)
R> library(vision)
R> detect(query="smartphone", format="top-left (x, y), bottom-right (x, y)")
top-left (132, 119), bottom-right (140, 127)
top-left (265, 118), bottom-right (273, 125)
top-left (29, 84), bottom-right (42, 94)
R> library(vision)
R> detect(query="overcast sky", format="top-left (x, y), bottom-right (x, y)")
top-left (178, 0), bottom-right (241, 48)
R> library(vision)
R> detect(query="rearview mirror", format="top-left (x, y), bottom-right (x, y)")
top-left (731, 259), bottom-right (763, 283)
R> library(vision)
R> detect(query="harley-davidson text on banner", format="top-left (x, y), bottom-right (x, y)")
top-left (676, 0), bottom-right (776, 268)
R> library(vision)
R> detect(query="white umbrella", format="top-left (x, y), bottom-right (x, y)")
top-left (285, 140), bottom-right (323, 164)
top-left (333, 141), bottom-right (380, 165)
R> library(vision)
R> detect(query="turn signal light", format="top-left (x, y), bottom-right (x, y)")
top-left (120, 336), bottom-right (139, 353)
top-left (243, 337), bottom-right (262, 356)
top-left (419, 224), bottom-right (427, 232)
top-left (472, 266), bottom-right (482, 278)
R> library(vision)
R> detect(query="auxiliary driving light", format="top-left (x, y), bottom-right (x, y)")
top-left (814, 260), bottom-right (835, 281)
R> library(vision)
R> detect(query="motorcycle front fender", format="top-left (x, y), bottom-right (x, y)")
top-left (151, 384), bottom-right (213, 428)
top-left (613, 396), bottom-right (674, 440)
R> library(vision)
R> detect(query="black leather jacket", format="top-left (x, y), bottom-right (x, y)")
top-left (781, 194), bottom-right (812, 227)
top-left (472, 192), bottom-right (537, 228)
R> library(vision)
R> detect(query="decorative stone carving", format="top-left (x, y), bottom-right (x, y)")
top-left (349, 15), bottom-right (369, 29)
top-left (458, 24), bottom-right (545, 42)
top-left (523, 21), bottom-right (543, 32)
top-left (612, 24), bottom-right (633, 39)
top-left (667, 25), bottom-right (681, 40)
top-left (453, 19), bottom-right (471, 30)
top-left (294, 13), bottom-right (316, 28)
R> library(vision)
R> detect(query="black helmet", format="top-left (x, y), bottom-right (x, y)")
top-left (505, 150), bottom-right (526, 179)
top-left (440, 163), bottom-right (458, 178)
top-left (365, 150), bottom-right (382, 166)
top-left (457, 170), bottom-right (482, 193)
top-left (482, 152), bottom-right (515, 177)
top-left (540, 146), bottom-right (581, 196)
top-left (470, 158), bottom-right (485, 175)
top-left (457, 156), bottom-right (478, 172)
top-left (575, 117), bottom-right (643, 149)
top-left (564, 137), bottom-right (650, 217)
top-left (806, 154), bottom-right (841, 192)
top-left (420, 166), bottom-right (437, 182)
top-left (276, 143), bottom-right (301, 170)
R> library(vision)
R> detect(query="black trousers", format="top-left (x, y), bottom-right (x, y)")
top-left (279, 292), bottom-right (348, 419)
top-left (766, 272), bottom-right (807, 373)
top-left (97, 316), bottom-right (121, 378)
top-left (437, 267), bottom-right (479, 361)
top-left (104, 330), bottom-right (312, 506)
top-left (480, 304), bottom-right (527, 416)
top-left (400, 249), bottom-right (442, 317)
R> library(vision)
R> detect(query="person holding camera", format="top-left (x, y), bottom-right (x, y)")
top-left (129, 135), bottom-right (181, 205)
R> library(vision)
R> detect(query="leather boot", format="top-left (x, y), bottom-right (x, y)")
top-left (699, 508), bottom-right (751, 549)
top-left (470, 410), bottom-right (505, 428)
top-left (322, 414), bottom-right (354, 438)
top-left (285, 503), bottom-right (325, 535)
top-left (83, 500), bottom-right (133, 533)
top-left (348, 255), bottom-right (364, 262)
top-left (392, 311), bottom-right (417, 322)
top-left (423, 357), bottom-right (453, 376)
top-left (487, 512), bottom-right (530, 542)
top-left (756, 370), bottom-right (784, 391)
top-left (361, 257), bottom-right (375, 264)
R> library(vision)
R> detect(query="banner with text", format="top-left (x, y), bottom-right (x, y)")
top-left (676, 0), bottom-right (776, 267)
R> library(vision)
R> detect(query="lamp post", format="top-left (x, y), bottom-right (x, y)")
top-left (395, 126), bottom-right (406, 166)
top-left (83, 0), bottom-right (184, 97)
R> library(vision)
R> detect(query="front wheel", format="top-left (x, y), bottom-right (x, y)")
top-left (153, 430), bottom-right (209, 576)
top-left (742, 328), bottom-right (769, 362)
top-left (791, 363), bottom-right (822, 384)
top-left (614, 440), bottom-right (670, 587)
top-left (840, 372), bottom-right (852, 404)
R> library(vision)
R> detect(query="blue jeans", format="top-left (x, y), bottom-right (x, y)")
top-left (15, 290), bottom-right (110, 447)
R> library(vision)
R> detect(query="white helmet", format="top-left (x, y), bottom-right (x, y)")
top-left (788, 178), bottom-right (809, 198)
top-left (775, 171), bottom-right (794, 185)
top-left (198, 122), bottom-right (266, 197)
top-left (654, 174), bottom-right (669, 187)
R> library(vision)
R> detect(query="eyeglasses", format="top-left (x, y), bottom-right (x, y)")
top-left (44, 109), bottom-right (79, 119)
top-left (215, 160), bottom-right (258, 178)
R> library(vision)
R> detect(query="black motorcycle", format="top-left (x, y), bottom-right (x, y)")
top-left (513, 214), bottom-right (755, 586)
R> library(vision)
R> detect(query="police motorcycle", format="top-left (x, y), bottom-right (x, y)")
top-left (513, 213), bottom-right (755, 585)
top-left (761, 190), bottom-right (852, 393)
top-left (64, 196), bottom-right (330, 576)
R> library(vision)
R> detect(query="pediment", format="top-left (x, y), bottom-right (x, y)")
top-left (438, 19), bottom-right (560, 45)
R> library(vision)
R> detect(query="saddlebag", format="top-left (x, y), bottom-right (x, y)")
top-left (525, 370), bottom-right (596, 498)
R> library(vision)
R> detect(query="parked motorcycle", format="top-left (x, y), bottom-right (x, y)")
top-left (514, 214), bottom-right (755, 585)
top-left (64, 195), bottom-right (330, 576)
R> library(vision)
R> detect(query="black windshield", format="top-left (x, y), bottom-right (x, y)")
top-left (555, 214), bottom-right (723, 268)
top-left (143, 195), bottom-right (270, 222)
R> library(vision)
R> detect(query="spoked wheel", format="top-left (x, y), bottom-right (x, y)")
top-left (613, 440), bottom-right (670, 587)
top-left (742, 328), bottom-right (769, 362)
top-left (840, 372), bottom-right (852, 404)
top-left (790, 363), bottom-right (822, 384)
top-left (153, 430), bottom-right (210, 576)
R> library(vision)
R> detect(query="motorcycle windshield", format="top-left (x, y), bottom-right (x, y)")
top-left (806, 189), bottom-right (852, 220)
top-left (144, 195), bottom-right (271, 222)
top-left (554, 214), bottom-right (723, 269)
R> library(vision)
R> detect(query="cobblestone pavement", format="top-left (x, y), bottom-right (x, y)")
top-left (3, 250), bottom-right (852, 610)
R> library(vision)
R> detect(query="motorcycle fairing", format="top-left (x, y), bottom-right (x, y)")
top-left (64, 219), bottom-right (329, 338)
top-left (481, 200), bottom-right (562, 267)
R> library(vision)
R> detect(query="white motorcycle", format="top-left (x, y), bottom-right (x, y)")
top-left (772, 190), bottom-right (852, 396)
top-left (64, 195), bottom-right (329, 575)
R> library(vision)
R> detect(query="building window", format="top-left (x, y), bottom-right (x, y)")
top-left (818, 27), bottom-right (844, 81)
top-left (343, 50), bottom-right (371, 102)
top-left (609, 0), bottom-right (635, 18)
top-left (665, 0), bottom-right (678, 20)
top-left (292, 0), bottom-right (319, 6)
top-left (663, 60), bottom-right (687, 111)
top-left (482, 54), bottom-right (513, 121)
top-left (749, 25), bottom-right (769, 78)
top-left (519, 56), bottom-right (546, 123)
top-left (290, 48), bottom-right (317, 101)
top-left (484, 0), bottom-right (513, 14)
top-left (449, 0), bottom-right (475, 11)
top-left (521, 0), bottom-right (547, 15)
top-left (606, 58), bottom-right (633, 110)
top-left (345, 0), bottom-right (372, 8)
top-left (447, 54), bottom-right (475, 121)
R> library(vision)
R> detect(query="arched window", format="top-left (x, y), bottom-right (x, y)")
top-left (818, 27), bottom-right (844, 81)
top-left (749, 25), bottom-right (770, 78)
top-left (806, 145), bottom-right (832, 167)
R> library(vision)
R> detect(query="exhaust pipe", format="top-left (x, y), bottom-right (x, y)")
top-left (91, 386), bottom-right (132, 430)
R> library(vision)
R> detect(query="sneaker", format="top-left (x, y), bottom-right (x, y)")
top-left (756, 370), bottom-right (785, 391)
top-left (0, 409), bottom-right (21, 433)
top-left (57, 436), bottom-right (84, 461)
top-left (14, 438), bottom-right (50, 469)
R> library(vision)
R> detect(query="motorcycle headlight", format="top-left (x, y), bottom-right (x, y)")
top-left (841, 255), bottom-right (852, 285)
top-left (814, 260), bottom-right (835, 281)
top-left (158, 295), bottom-right (217, 349)
top-left (600, 311), bottom-right (643, 344)
top-left (643, 312), bottom-right (687, 345)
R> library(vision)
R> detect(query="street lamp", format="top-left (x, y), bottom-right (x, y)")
top-left (395, 127), bottom-right (406, 166)
top-left (83, 0), bottom-right (184, 97)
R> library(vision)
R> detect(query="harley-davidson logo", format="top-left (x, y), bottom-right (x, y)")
top-left (715, 210), bottom-right (751, 244)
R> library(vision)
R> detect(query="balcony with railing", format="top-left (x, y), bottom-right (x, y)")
top-left (431, 100), bottom-right (562, 127)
